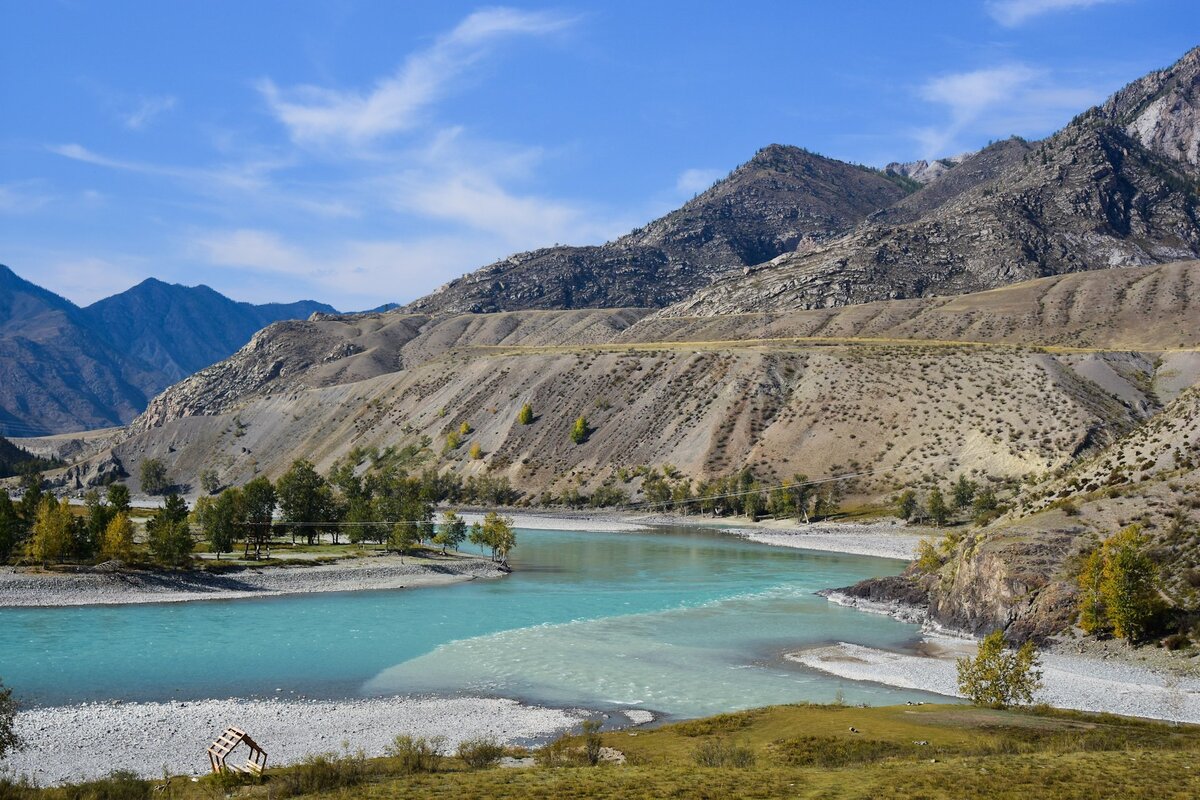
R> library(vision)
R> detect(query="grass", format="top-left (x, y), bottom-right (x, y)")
top-left (10, 704), bottom-right (1200, 799)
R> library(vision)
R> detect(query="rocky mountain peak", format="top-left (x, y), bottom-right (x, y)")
top-left (1099, 45), bottom-right (1200, 169)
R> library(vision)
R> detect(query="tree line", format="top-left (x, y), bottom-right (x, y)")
top-left (2, 460), bottom-right (518, 568)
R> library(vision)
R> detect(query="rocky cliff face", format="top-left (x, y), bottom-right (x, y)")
top-left (403, 145), bottom-right (912, 314)
top-left (662, 48), bottom-right (1200, 317)
top-left (1101, 45), bottom-right (1200, 170)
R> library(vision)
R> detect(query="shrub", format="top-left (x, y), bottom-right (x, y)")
top-left (385, 735), bottom-right (445, 774)
top-left (581, 720), bottom-right (603, 766)
top-left (517, 404), bottom-right (534, 425)
top-left (63, 771), bottom-right (153, 800)
top-left (773, 736), bottom-right (913, 767)
top-left (457, 736), bottom-right (506, 769)
top-left (956, 630), bottom-right (1042, 709)
top-left (691, 738), bottom-right (757, 768)
top-left (673, 712), bottom-right (754, 738)
top-left (1, 677), bottom-right (22, 760)
top-left (534, 735), bottom-right (576, 768)
top-left (274, 751), bottom-right (367, 798)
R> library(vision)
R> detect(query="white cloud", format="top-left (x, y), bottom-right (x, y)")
top-left (985, 0), bottom-right (1115, 27)
top-left (0, 181), bottom-right (52, 213)
top-left (259, 8), bottom-right (574, 145)
top-left (675, 168), bottom-right (724, 196)
top-left (124, 94), bottom-right (177, 129)
top-left (193, 228), bottom-right (509, 306)
top-left (912, 64), bottom-right (1103, 157)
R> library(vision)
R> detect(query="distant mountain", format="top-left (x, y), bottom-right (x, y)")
top-left (82, 278), bottom-right (335, 384)
top-left (0, 265), bottom-right (335, 434)
top-left (404, 145), bottom-right (914, 314)
top-left (883, 153), bottom-right (970, 185)
top-left (664, 46), bottom-right (1200, 316)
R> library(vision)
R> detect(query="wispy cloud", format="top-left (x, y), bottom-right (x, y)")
top-left (912, 63), bottom-right (1103, 156)
top-left (193, 228), bottom-right (508, 303)
top-left (985, 0), bottom-right (1116, 27)
top-left (0, 181), bottom-right (53, 214)
top-left (123, 94), bottom-right (177, 129)
top-left (675, 168), bottom-right (723, 196)
top-left (259, 7), bottom-right (574, 146)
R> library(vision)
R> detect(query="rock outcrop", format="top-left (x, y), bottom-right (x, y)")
top-left (403, 145), bottom-right (912, 314)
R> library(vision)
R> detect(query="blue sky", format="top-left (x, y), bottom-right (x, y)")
top-left (1, 0), bottom-right (1196, 309)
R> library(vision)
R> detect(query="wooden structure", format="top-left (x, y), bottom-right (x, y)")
top-left (207, 727), bottom-right (268, 775)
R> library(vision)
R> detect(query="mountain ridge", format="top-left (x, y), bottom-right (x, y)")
top-left (0, 264), bottom-right (336, 434)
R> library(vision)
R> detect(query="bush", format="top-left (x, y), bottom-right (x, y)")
top-left (534, 734), bottom-right (591, 768)
top-left (56, 771), bottom-right (153, 800)
top-left (673, 712), bottom-right (755, 738)
top-left (581, 720), bottom-right (603, 766)
top-left (384, 735), bottom-right (445, 774)
top-left (691, 738), bottom-right (757, 768)
top-left (773, 736), bottom-right (914, 767)
top-left (457, 736), bottom-right (506, 769)
top-left (956, 630), bottom-right (1042, 709)
top-left (274, 751), bottom-right (367, 798)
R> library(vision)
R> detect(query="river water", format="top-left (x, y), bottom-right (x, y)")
top-left (0, 525), bottom-right (943, 716)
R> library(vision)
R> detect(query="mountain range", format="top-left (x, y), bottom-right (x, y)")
top-left (0, 266), bottom-right (334, 434)
top-left (7, 45), bottom-right (1200, 647)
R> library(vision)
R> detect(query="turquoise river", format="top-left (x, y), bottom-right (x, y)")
top-left (0, 525), bottom-right (944, 718)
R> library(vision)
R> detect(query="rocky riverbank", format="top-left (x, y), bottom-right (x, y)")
top-left (0, 552), bottom-right (504, 607)
top-left (7, 695), bottom-right (593, 785)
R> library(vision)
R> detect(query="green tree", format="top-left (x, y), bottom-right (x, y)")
top-left (458, 421), bottom-right (473, 436)
top-left (28, 496), bottom-right (74, 565)
top-left (101, 512), bottom-right (135, 562)
top-left (435, 510), bottom-right (467, 554)
top-left (195, 489), bottom-right (240, 559)
top-left (140, 458), bottom-right (170, 495)
top-left (241, 477), bottom-right (276, 559)
top-left (956, 630), bottom-right (1042, 709)
top-left (0, 492), bottom-right (19, 562)
top-left (147, 494), bottom-right (192, 567)
top-left (517, 403), bottom-right (534, 425)
top-left (106, 483), bottom-right (131, 515)
top-left (468, 521), bottom-right (486, 554)
top-left (897, 489), bottom-right (918, 521)
top-left (0, 677), bottom-right (23, 760)
top-left (1077, 549), bottom-right (1107, 636)
top-left (953, 475), bottom-right (976, 510)
top-left (16, 471), bottom-right (44, 527)
top-left (481, 511), bottom-right (516, 563)
top-left (973, 486), bottom-right (999, 523)
top-left (199, 469), bottom-right (221, 495)
top-left (570, 415), bottom-right (589, 445)
top-left (790, 475), bottom-right (813, 523)
top-left (1100, 526), bottom-right (1159, 642)
top-left (276, 459), bottom-right (337, 545)
top-left (468, 442), bottom-right (483, 460)
top-left (148, 518), bottom-right (193, 567)
top-left (926, 487), bottom-right (949, 527)
top-left (80, 489), bottom-right (112, 560)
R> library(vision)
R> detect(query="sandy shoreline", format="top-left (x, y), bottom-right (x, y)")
top-left (0, 553), bottom-right (505, 608)
top-left (464, 508), bottom-right (923, 561)
top-left (789, 636), bottom-right (1200, 724)
top-left (7, 695), bottom-right (596, 785)
top-left (721, 520), bottom-right (923, 561)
